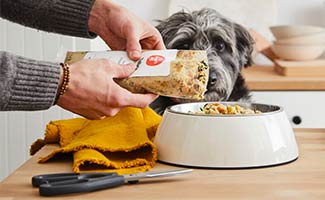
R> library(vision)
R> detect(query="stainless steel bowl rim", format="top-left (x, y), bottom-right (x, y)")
top-left (166, 102), bottom-right (284, 117)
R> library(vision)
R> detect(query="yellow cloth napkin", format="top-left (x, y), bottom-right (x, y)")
top-left (30, 107), bottom-right (162, 174)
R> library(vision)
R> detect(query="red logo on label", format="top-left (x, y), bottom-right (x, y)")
top-left (146, 55), bottom-right (165, 66)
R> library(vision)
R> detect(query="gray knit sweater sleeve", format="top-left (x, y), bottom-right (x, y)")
top-left (0, 0), bottom-right (96, 111)
top-left (0, 52), bottom-right (60, 110)
top-left (0, 0), bottom-right (96, 38)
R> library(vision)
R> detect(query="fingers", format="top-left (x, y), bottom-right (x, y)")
top-left (149, 30), bottom-right (166, 50)
top-left (115, 88), bottom-right (158, 108)
top-left (77, 108), bottom-right (121, 120)
top-left (154, 39), bottom-right (166, 50)
top-left (126, 28), bottom-right (166, 60)
top-left (70, 92), bottom-right (157, 120)
top-left (110, 63), bottom-right (137, 78)
top-left (72, 109), bottom-right (106, 120)
top-left (100, 108), bottom-right (121, 117)
top-left (128, 93), bottom-right (158, 108)
top-left (126, 30), bottom-right (142, 61)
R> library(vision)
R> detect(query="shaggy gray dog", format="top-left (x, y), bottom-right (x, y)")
top-left (150, 8), bottom-right (254, 115)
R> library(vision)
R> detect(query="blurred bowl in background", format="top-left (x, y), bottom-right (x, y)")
top-left (271, 43), bottom-right (324, 61)
top-left (274, 32), bottom-right (325, 45)
top-left (270, 25), bottom-right (324, 40)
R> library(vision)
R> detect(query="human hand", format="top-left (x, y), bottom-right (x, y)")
top-left (88, 0), bottom-right (166, 61)
top-left (56, 59), bottom-right (157, 119)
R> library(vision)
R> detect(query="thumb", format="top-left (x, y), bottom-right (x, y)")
top-left (113, 63), bottom-right (137, 78)
top-left (126, 31), bottom-right (142, 61)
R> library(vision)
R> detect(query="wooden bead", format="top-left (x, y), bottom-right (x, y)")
top-left (54, 63), bottom-right (70, 104)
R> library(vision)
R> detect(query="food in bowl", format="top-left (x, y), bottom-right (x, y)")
top-left (193, 102), bottom-right (262, 115)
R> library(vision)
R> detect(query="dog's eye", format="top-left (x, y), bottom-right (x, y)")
top-left (173, 41), bottom-right (191, 50)
top-left (174, 44), bottom-right (190, 49)
top-left (215, 40), bottom-right (225, 52)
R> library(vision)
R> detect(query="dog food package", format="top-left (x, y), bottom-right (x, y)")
top-left (64, 50), bottom-right (209, 99)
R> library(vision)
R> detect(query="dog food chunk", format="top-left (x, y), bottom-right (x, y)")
top-left (64, 50), bottom-right (209, 100)
top-left (195, 103), bottom-right (262, 115)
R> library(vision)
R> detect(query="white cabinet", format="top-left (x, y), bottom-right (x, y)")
top-left (251, 91), bottom-right (325, 128)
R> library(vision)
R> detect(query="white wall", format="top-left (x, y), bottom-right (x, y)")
top-left (276, 0), bottom-right (325, 26)
top-left (0, 24), bottom-right (91, 181)
top-left (93, 0), bottom-right (325, 50)
top-left (1, 0), bottom-right (324, 181)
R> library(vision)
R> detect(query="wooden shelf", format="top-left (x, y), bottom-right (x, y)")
top-left (243, 65), bottom-right (325, 91)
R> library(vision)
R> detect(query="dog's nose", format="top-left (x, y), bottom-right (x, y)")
top-left (209, 74), bottom-right (217, 86)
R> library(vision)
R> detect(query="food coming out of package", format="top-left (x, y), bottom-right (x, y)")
top-left (64, 50), bottom-right (209, 100)
top-left (194, 103), bottom-right (262, 115)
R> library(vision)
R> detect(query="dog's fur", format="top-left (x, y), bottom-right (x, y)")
top-left (150, 8), bottom-right (254, 115)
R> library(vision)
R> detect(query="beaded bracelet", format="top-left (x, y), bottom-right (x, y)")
top-left (54, 63), bottom-right (70, 104)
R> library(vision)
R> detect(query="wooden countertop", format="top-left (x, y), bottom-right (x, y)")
top-left (1, 129), bottom-right (325, 199)
top-left (243, 66), bottom-right (325, 91)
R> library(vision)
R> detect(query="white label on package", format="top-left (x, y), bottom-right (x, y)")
top-left (84, 50), bottom-right (178, 77)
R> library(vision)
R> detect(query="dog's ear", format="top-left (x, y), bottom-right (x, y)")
top-left (234, 24), bottom-right (254, 67)
top-left (155, 11), bottom-right (192, 32)
top-left (155, 11), bottom-right (193, 45)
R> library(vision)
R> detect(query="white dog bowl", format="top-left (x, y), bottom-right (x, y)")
top-left (271, 43), bottom-right (324, 61)
top-left (154, 102), bottom-right (299, 168)
top-left (274, 32), bottom-right (325, 45)
top-left (270, 25), bottom-right (324, 39)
